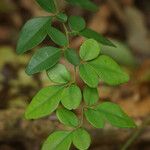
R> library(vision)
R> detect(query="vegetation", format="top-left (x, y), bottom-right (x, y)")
top-left (16, 0), bottom-right (136, 150)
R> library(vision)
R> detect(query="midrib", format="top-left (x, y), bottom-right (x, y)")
top-left (89, 63), bottom-right (123, 75)
top-left (54, 131), bottom-right (73, 149)
top-left (22, 18), bottom-right (50, 50)
top-left (98, 109), bottom-right (127, 121)
top-left (27, 86), bottom-right (64, 115)
top-left (33, 50), bottom-right (61, 69)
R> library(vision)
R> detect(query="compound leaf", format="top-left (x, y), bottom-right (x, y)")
top-left (56, 108), bottom-right (79, 127)
top-left (47, 27), bottom-right (68, 46)
top-left (42, 131), bottom-right (72, 150)
top-left (26, 46), bottom-right (61, 75)
top-left (73, 128), bottom-right (91, 150)
top-left (83, 86), bottom-right (99, 106)
top-left (17, 17), bottom-right (51, 54)
top-left (89, 55), bottom-right (129, 85)
top-left (64, 48), bottom-right (80, 66)
top-left (61, 84), bottom-right (82, 110)
top-left (79, 63), bottom-right (99, 88)
top-left (85, 108), bottom-right (105, 128)
top-left (97, 102), bottom-right (136, 128)
top-left (66, 0), bottom-right (98, 12)
top-left (36, 0), bottom-right (56, 13)
top-left (47, 64), bottom-right (71, 84)
top-left (79, 28), bottom-right (115, 47)
top-left (25, 85), bottom-right (64, 119)
top-left (80, 39), bottom-right (100, 61)
top-left (68, 15), bottom-right (86, 31)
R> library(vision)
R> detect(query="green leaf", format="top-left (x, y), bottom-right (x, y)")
top-left (64, 48), bottom-right (80, 66)
top-left (47, 64), bottom-right (71, 84)
top-left (56, 13), bottom-right (68, 22)
top-left (61, 84), bottom-right (82, 110)
top-left (80, 39), bottom-right (100, 61)
top-left (36, 0), bottom-right (56, 13)
top-left (42, 131), bottom-right (72, 150)
top-left (97, 102), bottom-right (136, 128)
top-left (47, 26), bottom-right (68, 46)
top-left (66, 0), bottom-right (98, 12)
top-left (89, 55), bottom-right (129, 85)
top-left (26, 46), bottom-right (61, 75)
top-left (83, 86), bottom-right (99, 106)
top-left (79, 63), bottom-right (99, 88)
top-left (73, 128), bottom-right (91, 150)
top-left (84, 108), bottom-right (105, 128)
top-left (68, 15), bottom-right (86, 31)
top-left (25, 85), bottom-right (64, 119)
top-left (79, 28), bottom-right (116, 47)
top-left (17, 17), bottom-right (51, 54)
top-left (56, 108), bottom-right (79, 127)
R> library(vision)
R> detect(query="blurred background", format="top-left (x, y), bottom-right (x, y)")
top-left (0, 0), bottom-right (150, 150)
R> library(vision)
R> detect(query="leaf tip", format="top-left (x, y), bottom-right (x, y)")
top-left (123, 72), bottom-right (130, 83)
top-left (16, 47), bottom-right (23, 55)
top-left (128, 119), bottom-right (137, 128)
top-left (25, 66), bottom-right (34, 76)
top-left (24, 111), bottom-right (31, 120)
top-left (25, 69), bottom-right (32, 76)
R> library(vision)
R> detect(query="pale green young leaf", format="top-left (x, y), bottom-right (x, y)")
top-left (36, 0), bottom-right (56, 13)
top-left (56, 13), bottom-right (68, 22)
top-left (42, 131), bottom-right (72, 150)
top-left (25, 86), bottom-right (64, 119)
top-left (85, 108), bottom-right (105, 128)
top-left (79, 28), bottom-right (116, 47)
top-left (56, 108), bottom-right (79, 127)
top-left (68, 15), bottom-right (86, 31)
top-left (17, 17), bottom-right (51, 54)
top-left (64, 48), bottom-right (80, 66)
top-left (47, 64), bottom-right (71, 84)
top-left (47, 27), bottom-right (68, 46)
top-left (26, 46), bottom-right (61, 75)
top-left (73, 128), bottom-right (91, 150)
top-left (83, 86), bottom-right (99, 106)
top-left (89, 55), bottom-right (129, 85)
top-left (79, 63), bottom-right (99, 88)
top-left (97, 102), bottom-right (136, 128)
top-left (61, 84), bottom-right (82, 110)
top-left (80, 39), bottom-right (100, 61)
top-left (66, 0), bottom-right (98, 12)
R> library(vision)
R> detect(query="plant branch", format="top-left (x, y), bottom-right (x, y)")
top-left (73, 66), bottom-right (77, 82)
top-left (63, 23), bottom-right (69, 47)
top-left (54, 0), bottom-right (59, 14)
top-left (78, 106), bottom-right (85, 128)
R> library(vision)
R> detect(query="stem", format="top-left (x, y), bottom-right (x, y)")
top-left (54, 0), bottom-right (59, 14)
top-left (54, 0), bottom-right (69, 48)
top-left (73, 66), bottom-right (77, 82)
top-left (54, 0), bottom-right (83, 131)
top-left (78, 106), bottom-right (85, 128)
top-left (63, 23), bottom-right (69, 47)
top-left (121, 116), bottom-right (150, 150)
top-left (54, 1), bottom-right (69, 48)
